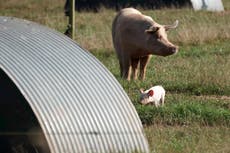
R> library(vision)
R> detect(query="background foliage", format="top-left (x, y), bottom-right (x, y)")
top-left (64, 0), bottom-right (192, 12)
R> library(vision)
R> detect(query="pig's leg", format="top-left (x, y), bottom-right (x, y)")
top-left (117, 54), bottom-right (123, 78)
top-left (131, 58), bottom-right (140, 80)
top-left (139, 55), bottom-right (152, 80)
top-left (122, 56), bottom-right (131, 81)
top-left (154, 101), bottom-right (159, 107)
top-left (161, 95), bottom-right (165, 106)
top-left (116, 46), bottom-right (124, 78)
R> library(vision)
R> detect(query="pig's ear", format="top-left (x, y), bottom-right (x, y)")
top-left (145, 26), bottom-right (159, 34)
top-left (164, 20), bottom-right (179, 31)
top-left (147, 90), bottom-right (154, 97)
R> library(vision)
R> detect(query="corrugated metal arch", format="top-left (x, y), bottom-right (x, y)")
top-left (0, 16), bottom-right (149, 153)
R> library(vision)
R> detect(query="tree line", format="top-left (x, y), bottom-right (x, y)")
top-left (65, 0), bottom-right (192, 14)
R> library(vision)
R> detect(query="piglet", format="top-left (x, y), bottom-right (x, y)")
top-left (140, 85), bottom-right (165, 107)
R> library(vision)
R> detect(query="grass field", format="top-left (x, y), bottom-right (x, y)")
top-left (1, 0), bottom-right (230, 152)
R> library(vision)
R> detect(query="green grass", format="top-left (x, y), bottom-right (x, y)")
top-left (93, 41), bottom-right (230, 96)
top-left (92, 41), bottom-right (230, 127)
top-left (137, 93), bottom-right (230, 126)
top-left (145, 125), bottom-right (230, 153)
top-left (1, 0), bottom-right (230, 152)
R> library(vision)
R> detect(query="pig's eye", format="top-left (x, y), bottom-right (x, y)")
top-left (158, 35), bottom-right (163, 40)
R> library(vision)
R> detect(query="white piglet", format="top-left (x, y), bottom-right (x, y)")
top-left (140, 85), bottom-right (165, 107)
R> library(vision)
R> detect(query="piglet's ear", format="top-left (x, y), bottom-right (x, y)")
top-left (147, 90), bottom-right (154, 97)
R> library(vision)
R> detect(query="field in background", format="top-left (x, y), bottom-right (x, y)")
top-left (1, 0), bottom-right (230, 152)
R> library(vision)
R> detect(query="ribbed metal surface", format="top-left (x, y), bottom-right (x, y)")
top-left (0, 16), bottom-right (149, 153)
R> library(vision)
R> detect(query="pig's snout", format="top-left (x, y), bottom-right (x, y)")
top-left (162, 45), bottom-right (178, 56)
top-left (170, 45), bottom-right (178, 54)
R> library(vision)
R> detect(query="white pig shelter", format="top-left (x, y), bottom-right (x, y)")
top-left (0, 16), bottom-right (149, 153)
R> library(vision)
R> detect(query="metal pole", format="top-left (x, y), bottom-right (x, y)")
top-left (69, 0), bottom-right (75, 39)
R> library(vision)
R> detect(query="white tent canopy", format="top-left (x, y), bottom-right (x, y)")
top-left (191, 0), bottom-right (224, 11)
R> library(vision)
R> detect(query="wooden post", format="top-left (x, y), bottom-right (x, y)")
top-left (69, 0), bottom-right (75, 39)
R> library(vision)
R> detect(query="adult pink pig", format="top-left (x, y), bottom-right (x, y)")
top-left (112, 8), bottom-right (179, 80)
